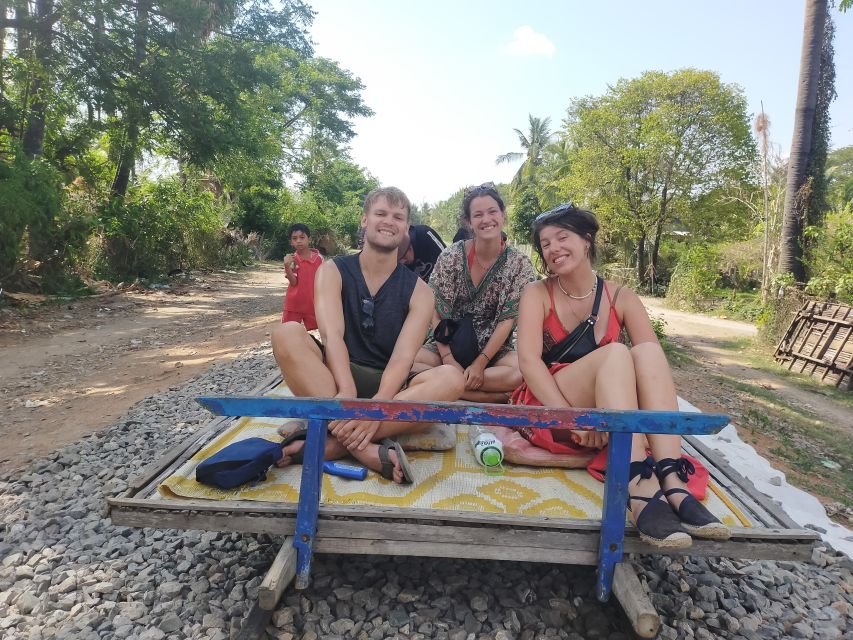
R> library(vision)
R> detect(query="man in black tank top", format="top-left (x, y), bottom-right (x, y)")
top-left (270, 187), bottom-right (465, 484)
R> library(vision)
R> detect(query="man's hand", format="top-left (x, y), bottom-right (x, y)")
top-left (463, 359), bottom-right (486, 390)
top-left (329, 419), bottom-right (380, 451)
top-left (571, 430), bottom-right (608, 450)
top-left (284, 254), bottom-right (295, 270)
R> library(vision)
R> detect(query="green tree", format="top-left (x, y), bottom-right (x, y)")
top-left (1, 0), bottom-right (373, 288)
top-left (508, 186), bottom-right (541, 244)
top-left (495, 114), bottom-right (552, 192)
top-left (427, 189), bottom-right (465, 241)
top-left (559, 69), bottom-right (755, 289)
top-left (826, 145), bottom-right (853, 210)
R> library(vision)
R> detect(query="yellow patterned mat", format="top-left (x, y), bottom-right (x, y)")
top-left (159, 395), bottom-right (751, 527)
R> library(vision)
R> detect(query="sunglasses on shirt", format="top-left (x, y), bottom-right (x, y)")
top-left (361, 297), bottom-right (375, 336)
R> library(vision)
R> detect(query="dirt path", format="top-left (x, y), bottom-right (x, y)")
top-left (641, 297), bottom-right (853, 436)
top-left (642, 297), bottom-right (852, 514)
top-left (0, 263), bottom-right (285, 474)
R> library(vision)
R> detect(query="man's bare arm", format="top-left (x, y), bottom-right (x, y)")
top-left (314, 262), bottom-right (357, 397)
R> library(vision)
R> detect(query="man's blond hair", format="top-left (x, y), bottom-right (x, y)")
top-left (362, 187), bottom-right (411, 219)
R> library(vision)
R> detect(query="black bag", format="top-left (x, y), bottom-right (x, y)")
top-left (542, 277), bottom-right (604, 364)
top-left (195, 438), bottom-right (283, 490)
top-left (434, 315), bottom-right (479, 368)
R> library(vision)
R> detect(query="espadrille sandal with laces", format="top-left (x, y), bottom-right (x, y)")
top-left (629, 456), bottom-right (692, 548)
top-left (656, 457), bottom-right (730, 540)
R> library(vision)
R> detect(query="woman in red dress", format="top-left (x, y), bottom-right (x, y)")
top-left (513, 203), bottom-right (729, 548)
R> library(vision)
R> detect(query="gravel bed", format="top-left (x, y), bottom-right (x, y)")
top-left (1, 348), bottom-right (851, 640)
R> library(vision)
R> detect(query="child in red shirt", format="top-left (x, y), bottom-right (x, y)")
top-left (281, 223), bottom-right (323, 330)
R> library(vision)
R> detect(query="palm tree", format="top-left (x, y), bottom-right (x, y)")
top-left (779, 0), bottom-right (828, 283)
top-left (495, 115), bottom-right (552, 192)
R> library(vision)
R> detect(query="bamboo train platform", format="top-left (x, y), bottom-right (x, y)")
top-left (107, 370), bottom-right (820, 639)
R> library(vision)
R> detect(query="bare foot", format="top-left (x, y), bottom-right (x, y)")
top-left (275, 440), bottom-right (306, 468)
top-left (349, 442), bottom-right (406, 484)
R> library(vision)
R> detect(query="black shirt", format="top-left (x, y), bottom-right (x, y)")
top-left (333, 253), bottom-right (419, 370)
top-left (406, 225), bottom-right (447, 281)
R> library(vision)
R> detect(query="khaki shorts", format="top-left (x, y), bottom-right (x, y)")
top-left (349, 361), bottom-right (385, 398)
top-left (310, 335), bottom-right (420, 398)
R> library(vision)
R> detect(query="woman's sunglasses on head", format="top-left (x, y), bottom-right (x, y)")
top-left (463, 181), bottom-right (497, 197)
top-left (534, 202), bottom-right (577, 225)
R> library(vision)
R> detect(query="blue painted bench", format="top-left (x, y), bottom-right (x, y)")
top-left (197, 396), bottom-right (729, 602)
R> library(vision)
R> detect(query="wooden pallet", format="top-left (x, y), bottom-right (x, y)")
top-left (107, 372), bottom-right (819, 639)
top-left (775, 300), bottom-right (853, 389)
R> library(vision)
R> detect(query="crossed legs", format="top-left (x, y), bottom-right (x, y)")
top-left (271, 322), bottom-right (464, 482)
top-left (414, 347), bottom-right (522, 403)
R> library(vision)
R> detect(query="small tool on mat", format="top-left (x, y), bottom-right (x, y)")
top-left (323, 461), bottom-right (367, 480)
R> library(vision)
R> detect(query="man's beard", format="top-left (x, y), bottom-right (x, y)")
top-left (364, 235), bottom-right (398, 254)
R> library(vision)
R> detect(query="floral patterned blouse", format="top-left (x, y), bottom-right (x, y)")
top-left (424, 241), bottom-right (537, 360)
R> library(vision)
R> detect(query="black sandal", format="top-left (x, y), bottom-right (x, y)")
top-left (629, 457), bottom-right (692, 549)
top-left (656, 457), bottom-right (730, 540)
top-left (377, 439), bottom-right (414, 485)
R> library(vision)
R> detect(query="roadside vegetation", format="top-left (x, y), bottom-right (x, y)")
top-left (2, 2), bottom-right (850, 395)
top-left (1, 0), bottom-right (377, 295)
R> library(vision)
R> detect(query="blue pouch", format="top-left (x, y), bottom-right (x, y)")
top-left (195, 438), bottom-right (283, 490)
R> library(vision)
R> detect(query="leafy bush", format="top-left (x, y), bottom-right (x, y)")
top-left (708, 289), bottom-right (764, 323)
top-left (0, 148), bottom-right (91, 293)
top-left (94, 178), bottom-right (229, 280)
top-left (666, 244), bottom-right (720, 310)
top-left (598, 263), bottom-right (639, 290)
top-left (717, 239), bottom-right (762, 291)
top-left (508, 187), bottom-right (540, 243)
top-left (37, 186), bottom-right (97, 294)
top-left (756, 283), bottom-right (806, 346)
top-left (803, 210), bottom-right (853, 303)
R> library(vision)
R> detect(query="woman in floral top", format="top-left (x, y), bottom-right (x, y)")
top-left (414, 183), bottom-right (537, 401)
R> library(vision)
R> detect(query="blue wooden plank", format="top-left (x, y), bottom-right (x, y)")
top-left (595, 432), bottom-right (632, 602)
top-left (293, 418), bottom-right (326, 590)
top-left (196, 396), bottom-right (728, 435)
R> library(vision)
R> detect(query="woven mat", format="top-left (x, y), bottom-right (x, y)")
top-left (159, 391), bottom-right (752, 527)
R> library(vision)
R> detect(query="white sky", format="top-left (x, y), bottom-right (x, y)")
top-left (308, 1), bottom-right (853, 205)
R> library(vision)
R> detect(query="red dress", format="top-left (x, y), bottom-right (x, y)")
top-left (282, 249), bottom-right (323, 329)
top-left (509, 278), bottom-right (622, 454)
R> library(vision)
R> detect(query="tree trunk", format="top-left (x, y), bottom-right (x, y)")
top-left (779, 0), bottom-right (827, 284)
top-left (22, 0), bottom-right (53, 158)
top-left (0, 0), bottom-right (6, 89)
top-left (111, 0), bottom-right (149, 197)
top-left (651, 220), bottom-right (664, 293)
top-left (636, 234), bottom-right (646, 288)
top-left (92, 0), bottom-right (105, 120)
top-left (649, 187), bottom-right (669, 293)
top-left (13, 0), bottom-right (29, 140)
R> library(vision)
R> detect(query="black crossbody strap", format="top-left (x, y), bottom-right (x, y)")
top-left (588, 276), bottom-right (605, 321)
top-left (542, 276), bottom-right (605, 363)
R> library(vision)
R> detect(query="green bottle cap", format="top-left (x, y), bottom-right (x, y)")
top-left (481, 447), bottom-right (502, 467)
